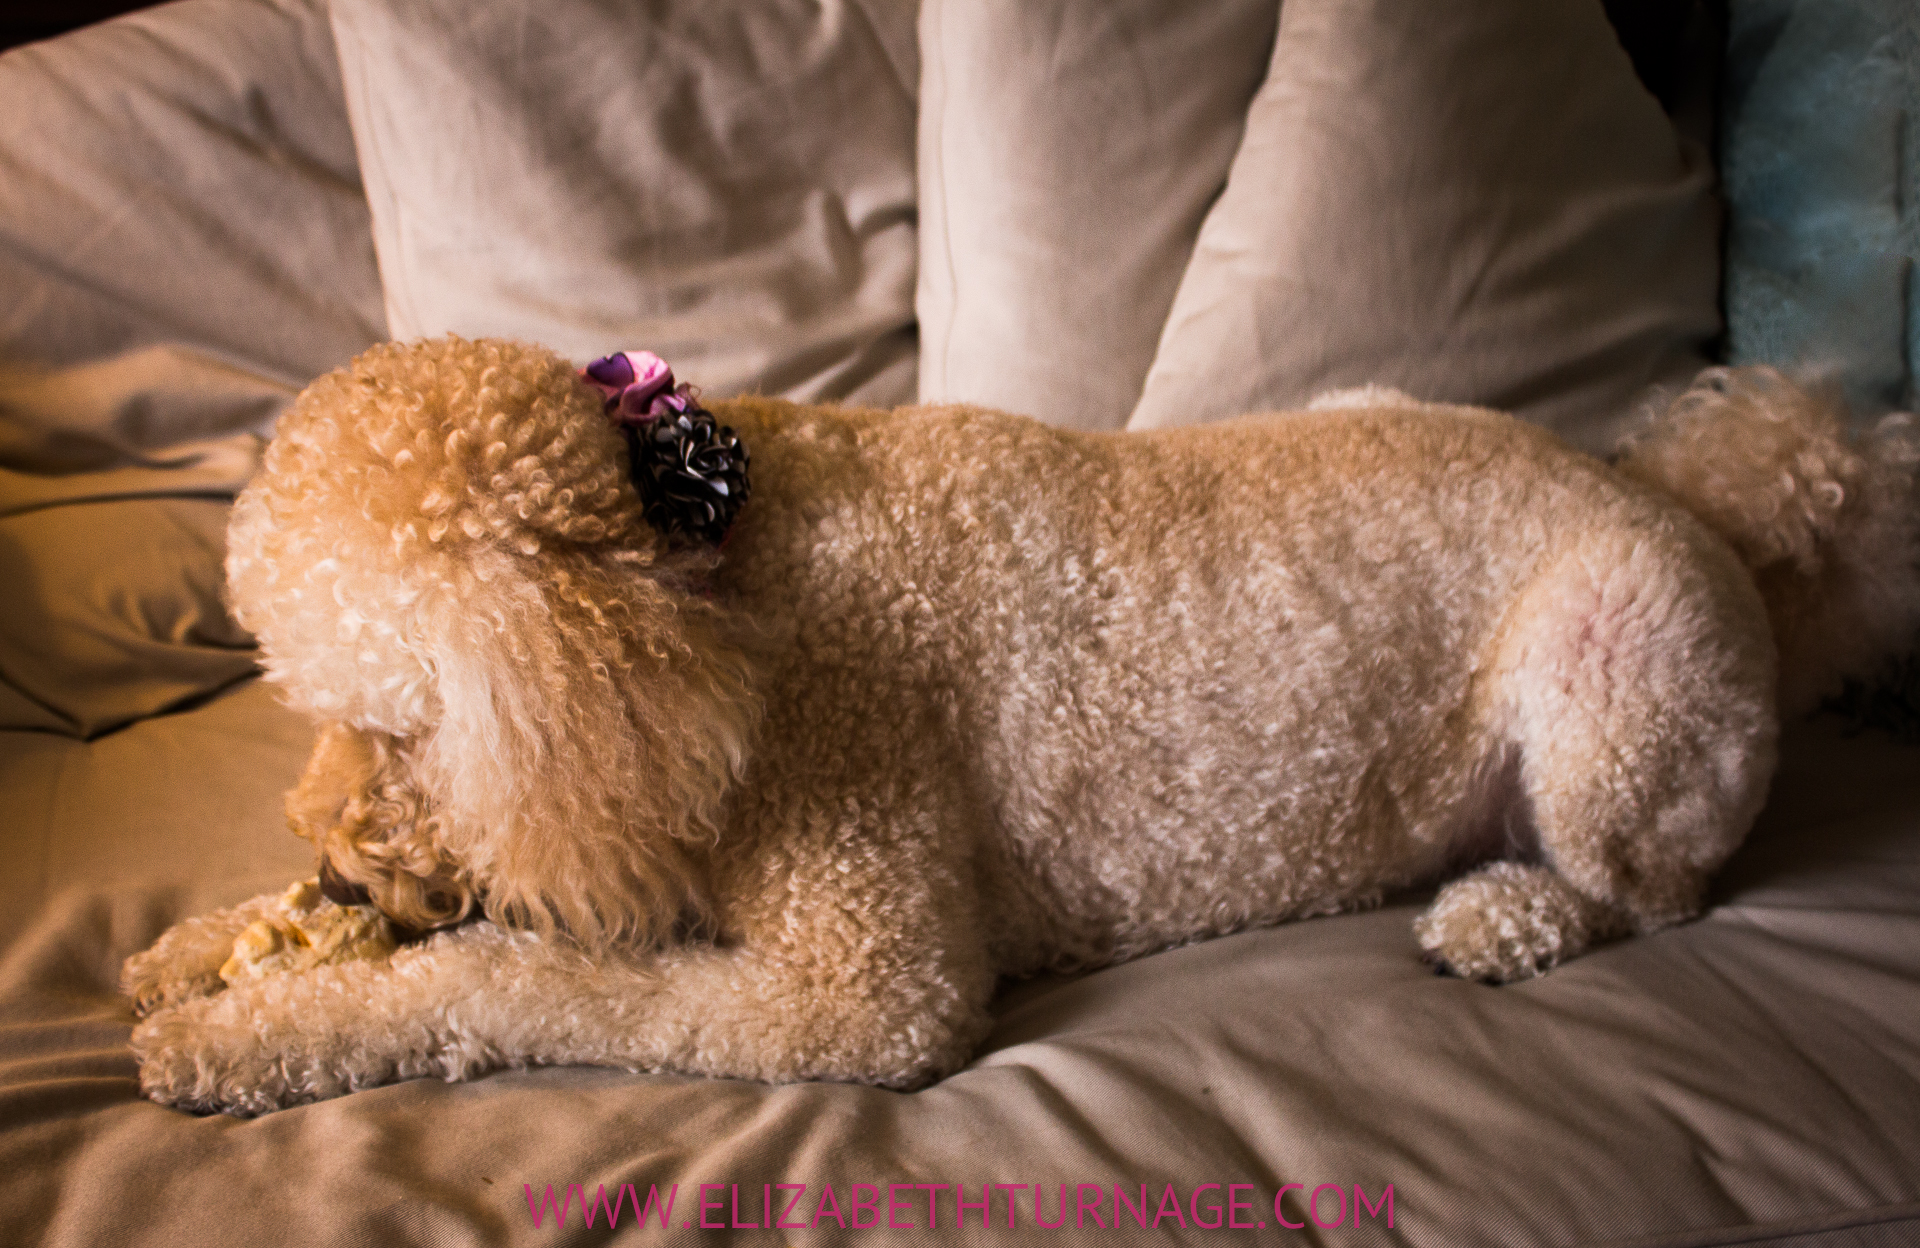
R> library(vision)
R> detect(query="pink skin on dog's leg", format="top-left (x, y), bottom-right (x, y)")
top-left (1417, 531), bottom-right (1777, 981)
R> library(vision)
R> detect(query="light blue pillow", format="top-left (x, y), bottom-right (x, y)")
top-left (1721, 0), bottom-right (1918, 419)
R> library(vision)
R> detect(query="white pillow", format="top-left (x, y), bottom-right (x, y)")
top-left (1127, 0), bottom-right (1721, 453)
top-left (916, 0), bottom-right (1280, 429)
top-left (330, 0), bottom-right (921, 406)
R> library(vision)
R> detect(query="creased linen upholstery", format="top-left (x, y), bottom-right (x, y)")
top-left (915, 0), bottom-right (1278, 429)
top-left (1, 700), bottom-right (1917, 1246)
top-left (0, 0), bottom-right (384, 734)
top-left (0, 0), bottom-right (384, 385)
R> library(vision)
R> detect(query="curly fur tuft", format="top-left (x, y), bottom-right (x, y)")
top-left (229, 337), bottom-right (759, 951)
top-left (1618, 367), bottom-right (1920, 716)
top-left (284, 723), bottom-right (475, 932)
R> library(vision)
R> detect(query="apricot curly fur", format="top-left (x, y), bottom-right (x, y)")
top-left (225, 338), bottom-right (754, 947)
top-left (128, 337), bottom-right (1920, 1113)
top-left (1618, 366), bottom-right (1920, 715)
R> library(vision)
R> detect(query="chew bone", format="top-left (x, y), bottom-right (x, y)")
top-left (218, 879), bottom-right (397, 986)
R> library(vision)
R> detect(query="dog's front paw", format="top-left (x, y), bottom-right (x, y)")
top-left (130, 959), bottom-right (421, 1115)
top-left (131, 1000), bottom-right (319, 1115)
top-left (122, 891), bottom-right (290, 1016)
top-left (127, 936), bottom-right (499, 1115)
top-left (121, 949), bottom-right (217, 1020)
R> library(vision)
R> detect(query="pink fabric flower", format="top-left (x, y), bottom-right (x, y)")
top-left (581, 350), bottom-right (694, 424)
top-left (578, 350), bottom-right (751, 546)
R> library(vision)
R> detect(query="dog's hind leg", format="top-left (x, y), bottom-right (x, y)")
top-left (1415, 531), bottom-right (1778, 981)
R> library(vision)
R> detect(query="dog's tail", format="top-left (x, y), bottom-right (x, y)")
top-left (1616, 367), bottom-right (1920, 716)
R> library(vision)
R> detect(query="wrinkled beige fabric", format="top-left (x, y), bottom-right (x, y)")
top-left (0, 0), bottom-right (382, 736)
top-left (3, 695), bottom-right (1918, 1246)
top-left (0, 0), bottom-right (384, 383)
top-left (0, 495), bottom-right (255, 737)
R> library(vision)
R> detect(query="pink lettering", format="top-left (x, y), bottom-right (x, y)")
top-left (1190, 1183), bottom-right (1223, 1230)
top-left (522, 1184), bottom-right (579, 1229)
top-left (581, 1185), bottom-right (624, 1228)
top-left (1034, 1183), bottom-right (1068, 1230)
top-left (728, 1183), bottom-right (758, 1229)
top-left (915, 1183), bottom-right (949, 1229)
top-left (1354, 1183), bottom-right (1394, 1228)
top-left (697, 1184), bottom-right (726, 1230)
top-left (1228, 1183), bottom-right (1258, 1229)
top-left (850, 1183), bottom-right (881, 1230)
top-left (1311, 1183), bottom-right (1346, 1229)
top-left (774, 1183), bottom-right (808, 1230)
top-left (993, 1184), bottom-right (1028, 1230)
top-left (811, 1184), bottom-right (847, 1230)
top-left (955, 1183), bottom-right (992, 1229)
top-left (1075, 1183), bottom-right (1107, 1229)
top-left (635, 1184), bottom-right (676, 1229)
top-left (1275, 1183), bottom-right (1306, 1230)
top-left (1153, 1183), bottom-right (1189, 1229)
top-left (887, 1183), bottom-right (915, 1230)
top-left (527, 1173), bottom-right (1390, 1233)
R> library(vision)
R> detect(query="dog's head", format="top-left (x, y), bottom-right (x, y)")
top-left (228, 336), bottom-right (757, 949)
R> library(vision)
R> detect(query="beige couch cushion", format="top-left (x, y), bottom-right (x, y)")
top-left (0, 0), bottom-right (384, 385)
top-left (1127, 0), bottom-right (1721, 453)
top-left (916, 0), bottom-right (1279, 429)
top-left (0, 0), bottom-right (381, 738)
top-left (0, 498), bottom-right (255, 738)
top-left (1, 356), bottom-right (271, 740)
top-left (330, 0), bottom-right (921, 406)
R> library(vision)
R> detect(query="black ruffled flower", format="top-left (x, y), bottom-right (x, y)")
top-left (581, 351), bottom-right (751, 546)
top-left (621, 405), bottom-right (751, 545)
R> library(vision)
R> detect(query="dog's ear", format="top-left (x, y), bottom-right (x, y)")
top-left (411, 541), bottom-right (756, 951)
top-left (286, 722), bottom-right (475, 931)
top-left (230, 337), bottom-right (757, 951)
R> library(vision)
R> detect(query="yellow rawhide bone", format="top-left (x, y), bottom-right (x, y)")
top-left (219, 878), bottom-right (397, 986)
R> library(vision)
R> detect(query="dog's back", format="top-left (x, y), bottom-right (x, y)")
top-left (708, 396), bottom-right (1789, 979)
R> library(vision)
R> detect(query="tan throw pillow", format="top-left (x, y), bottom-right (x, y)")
top-left (1127, 0), bottom-right (1720, 454)
top-left (0, 498), bottom-right (256, 739)
top-left (0, 0), bottom-right (384, 385)
top-left (330, 0), bottom-right (921, 406)
top-left (916, 0), bottom-right (1280, 429)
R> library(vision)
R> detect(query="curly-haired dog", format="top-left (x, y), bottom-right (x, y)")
top-left (125, 337), bottom-right (1920, 1114)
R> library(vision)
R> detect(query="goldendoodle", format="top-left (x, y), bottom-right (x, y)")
top-left (125, 337), bottom-right (1920, 1114)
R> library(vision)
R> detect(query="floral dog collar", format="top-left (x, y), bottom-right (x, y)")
top-left (582, 351), bottom-right (750, 546)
